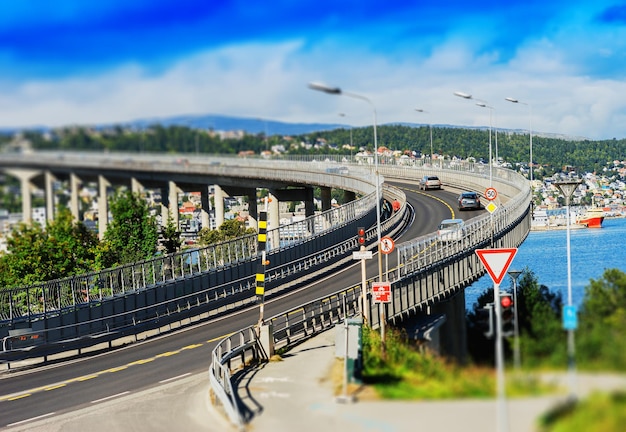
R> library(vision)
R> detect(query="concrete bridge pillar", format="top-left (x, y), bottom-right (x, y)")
top-left (98, 175), bottom-right (111, 240)
top-left (431, 290), bottom-right (468, 364)
top-left (167, 181), bottom-right (180, 229)
top-left (131, 177), bottom-right (144, 196)
top-left (304, 187), bottom-right (315, 217)
top-left (214, 185), bottom-right (225, 228)
top-left (201, 187), bottom-right (210, 231)
top-left (45, 171), bottom-right (57, 222)
top-left (268, 193), bottom-right (279, 249)
top-left (221, 186), bottom-right (258, 230)
top-left (6, 169), bottom-right (39, 225)
top-left (320, 186), bottom-right (332, 211)
top-left (247, 190), bottom-right (258, 231)
top-left (70, 173), bottom-right (81, 221)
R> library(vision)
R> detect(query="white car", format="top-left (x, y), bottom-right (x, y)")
top-left (437, 218), bottom-right (466, 242)
top-left (419, 175), bottom-right (442, 190)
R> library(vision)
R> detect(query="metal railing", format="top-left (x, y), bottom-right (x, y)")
top-left (208, 162), bottom-right (532, 427)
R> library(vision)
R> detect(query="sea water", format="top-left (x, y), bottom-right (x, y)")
top-left (465, 217), bottom-right (626, 311)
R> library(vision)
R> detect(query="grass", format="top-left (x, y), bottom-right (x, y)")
top-left (355, 326), bottom-right (557, 400)
top-left (539, 391), bottom-right (626, 432)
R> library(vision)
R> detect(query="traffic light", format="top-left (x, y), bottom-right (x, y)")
top-left (477, 302), bottom-right (495, 339)
top-left (357, 227), bottom-right (366, 248)
top-left (500, 292), bottom-right (515, 337)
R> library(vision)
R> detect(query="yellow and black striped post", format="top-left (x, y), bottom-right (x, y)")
top-left (256, 211), bottom-right (267, 298)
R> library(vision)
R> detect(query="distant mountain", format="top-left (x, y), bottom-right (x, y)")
top-left (106, 114), bottom-right (349, 136)
top-left (0, 113), bottom-right (590, 141)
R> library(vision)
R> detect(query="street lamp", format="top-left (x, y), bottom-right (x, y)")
top-left (454, 92), bottom-right (493, 186)
top-left (339, 113), bottom-right (354, 161)
top-left (475, 102), bottom-right (497, 182)
top-left (309, 82), bottom-right (383, 321)
top-left (507, 269), bottom-right (522, 371)
top-left (415, 109), bottom-right (434, 162)
top-left (505, 97), bottom-right (533, 183)
top-left (554, 179), bottom-right (582, 400)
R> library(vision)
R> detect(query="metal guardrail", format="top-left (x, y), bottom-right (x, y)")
top-left (208, 163), bottom-right (531, 428)
top-left (209, 286), bottom-right (361, 428)
top-left (0, 161), bottom-right (378, 322)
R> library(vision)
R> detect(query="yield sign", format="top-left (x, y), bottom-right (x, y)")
top-left (475, 248), bottom-right (518, 284)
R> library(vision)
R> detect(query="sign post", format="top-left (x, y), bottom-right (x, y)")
top-left (372, 282), bottom-right (391, 348)
top-left (353, 248), bottom-right (372, 324)
top-left (476, 248), bottom-right (518, 432)
top-left (380, 236), bottom-right (395, 282)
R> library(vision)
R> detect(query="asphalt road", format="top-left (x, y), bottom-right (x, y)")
top-left (0, 180), bottom-right (483, 429)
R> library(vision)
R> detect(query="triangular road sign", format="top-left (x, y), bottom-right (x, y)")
top-left (475, 248), bottom-right (518, 284)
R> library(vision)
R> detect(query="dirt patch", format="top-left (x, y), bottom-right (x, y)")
top-left (328, 358), bottom-right (380, 401)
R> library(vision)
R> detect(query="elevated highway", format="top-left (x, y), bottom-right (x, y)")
top-left (0, 152), bottom-right (531, 428)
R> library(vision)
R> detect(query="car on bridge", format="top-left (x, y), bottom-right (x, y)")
top-left (437, 218), bottom-right (466, 242)
top-left (419, 175), bottom-right (442, 190)
top-left (457, 191), bottom-right (481, 210)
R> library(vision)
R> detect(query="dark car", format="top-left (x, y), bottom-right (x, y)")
top-left (419, 175), bottom-right (442, 190)
top-left (458, 191), bottom-right (481, 210)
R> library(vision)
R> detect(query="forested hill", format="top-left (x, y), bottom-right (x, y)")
top-left (3, 123), bottom-right (626, 177)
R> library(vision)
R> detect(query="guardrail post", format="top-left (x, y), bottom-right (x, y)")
top-left (258, 323), bottom-right (274, 358)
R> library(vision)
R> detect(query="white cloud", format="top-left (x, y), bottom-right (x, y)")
top-left (1, 35), bottom-right (626, 140)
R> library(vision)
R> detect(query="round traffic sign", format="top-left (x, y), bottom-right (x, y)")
top-left (380, 236), bottom-right (395, 254)
top-left (485, 187), bottom-right (498, 201)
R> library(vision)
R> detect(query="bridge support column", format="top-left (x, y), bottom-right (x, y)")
top-left (201, 187), bottom-right (210, 231)
top-left (320, 186), bottom-right (332, 211)
top-left (304, 187), bottom-right (315, 217)
top-left (131, 177), bottom-right (144, 196)
top-left (167, 181), bottom-right (180, 229)
top-left (214, 185), bottom-right (225, 229)
top-left (70, 173), bottom-right (81, 221)
top-left (98, 175), bottom-right (111, 240)
top-left (271, 187), bottom-right (315, 217)
top-left (247, 191), bottom-right (258, 231)
top-left (431, 290), bottom-right (468, 364)
top-left (268, 193), bottom-right (279, 249)
top-left (45, 171), bottom-right (57, 223)
top-left (6, 169), bottom-right (39, 225)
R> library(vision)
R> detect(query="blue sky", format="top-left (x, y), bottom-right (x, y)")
top-left (2, 1), bottom-right (626, 140)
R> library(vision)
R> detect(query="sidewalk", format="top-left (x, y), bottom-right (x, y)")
top-left (237, 329), bottom-right (626, 432)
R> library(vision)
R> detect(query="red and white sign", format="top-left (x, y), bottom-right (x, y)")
top-left (372, 282), bottom-right (391, 303)
top-left (485, 187), bottom-right (498, 201)
top-left (475, 248), bottom-right (518, 284)
top-left (380, 237), bottom-right (395, 255)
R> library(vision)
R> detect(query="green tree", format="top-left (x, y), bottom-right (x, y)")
top-left (97, 190), bottom-right (158, 268)
top-left (161, 214), bottom-right (183, 254)
top-left (577, 268), bottom-right (626, 370)
top-left (196, 218), bottom-right (255, 246)
top-left (515, 269), bottom-right (565, 368)
top-left (466, 269), bottom-right (564, 367)
top-left (0, 209), bottom-right (98, 288)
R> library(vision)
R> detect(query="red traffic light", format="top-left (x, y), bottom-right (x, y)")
top-left (357, 227), bottom-right (366, 245)
top-left (501, 295), bottom-right (513, 308)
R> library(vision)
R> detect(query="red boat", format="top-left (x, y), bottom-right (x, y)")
top-left (575, 207), bottom-right (604, 228)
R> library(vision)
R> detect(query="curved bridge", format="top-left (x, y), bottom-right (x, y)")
top-left (0, 152), bottom-right (530, 368)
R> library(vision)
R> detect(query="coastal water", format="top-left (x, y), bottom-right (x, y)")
top-left (465, 217), bottom-right (626, 311)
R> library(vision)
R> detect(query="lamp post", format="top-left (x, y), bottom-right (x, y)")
top-left (415, 109), bottom-right (433, 162)
top-left (339, 113), bottom-right (354, 161)
top-left (507, 269), bottom-right (522, 371)
top-left (505, 97), bottom-right (533, 183)
top-left (454, 92), bottom-right (493, 186)
top-left (309, 82), bottom-right (383, 323)
top-left (554, 179), bottom-right (582, 400)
